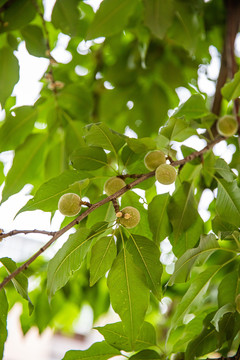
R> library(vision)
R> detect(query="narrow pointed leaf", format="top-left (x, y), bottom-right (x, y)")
top-left (107, 249), bottom-right (149, 347)
top-left (18, 170), bottom-right (89, 214)
top-left (215, 179), bottom-right (240, 227)
top-left (96, 321), bottom-right (156, 352)
top-left (0, 257), bottom-right (33, 312)
top-left (127, 234), bottom-right (162, 300)
top-left (0, 47), bottom-right (19, 106)
top-left (0, 289), bottom-right (8, 360)
top-left (62, 341), bottom-right (120, 360)
top-left (2, 133), bottom-right (48, 203)
top-left (171, 263), bottom-right (235, 328)
top-left (148, 194), bottom-right (171, 243)
top-left (168, 182), bottom-right (198, 247)
top-left (90, 235), bottom-right (117, 286)
top-left (185, 325), bottom-right (218, 360)
top-left (47, 228), bottom-right (94, 298)
top-left (169, 234), bottom-right (219, 285)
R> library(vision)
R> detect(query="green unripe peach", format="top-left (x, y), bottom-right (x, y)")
top-left (104, 177), bottom-right (126, 196)
top-left (144, 150), bottom-right (166, 171)
top-left (216, 115), bottom-right (238, 137)
top-left (155, 164), bottom-right (177, 185)
top-left (58, 193), bottom-right (81, 216)
top-left (119, 206), bottom-right (140, 228)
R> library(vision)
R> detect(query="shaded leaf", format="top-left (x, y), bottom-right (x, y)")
top-left (87, 0), bottom-right (139, 39)
top-left (129, 349), bottom-right (161, 359)
top-left (211, 304), bottom-right (235, 332)
top-left (62, 341), bottom-right (120, 360)
top-left (70, 146), bottom-right (108, 170)
top-left (143, 0), bottom-right (174, 39)
top-left (169, 234), bottom-right (219, 285)
top-left (107, 248), bottom-right (149, 347)
top-left (21, 25), bottom-right (47, 57)
top-left (52, 0), bottom-right (81, 36)
top-left (160, 117), bottom-right (197, 142)
top-left (218, 270), bottom-right (240, 308)
top-left (185, 325), bottom-right (218, 360)
top-left (221, 70), bottom-right (240, 101)
top-left (1, 0), bottom-right (36, 31)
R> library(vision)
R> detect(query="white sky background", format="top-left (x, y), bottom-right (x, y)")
top-left (0, 0), bottom-right (238, 258)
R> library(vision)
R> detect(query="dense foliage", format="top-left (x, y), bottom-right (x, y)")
top-left (0, 0), bottom-right (240, 359)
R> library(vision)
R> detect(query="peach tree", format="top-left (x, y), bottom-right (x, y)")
top-left (0, 0), bottom-right (240, 359)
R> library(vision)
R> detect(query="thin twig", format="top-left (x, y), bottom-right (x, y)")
top-left (0, 229), bottom-right (56, 240)
top-left (0, 136), bottom-right (225, 290)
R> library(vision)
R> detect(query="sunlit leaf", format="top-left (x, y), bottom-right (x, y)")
top-left (127, 234), bottom-right (162, 300)
top-left (148, 194), bottom-right (171, 243)
top-left (0, 47), bottom-right (19, 107)
top-left (173, 94), bottom-right (209, 120)
top-left (96, 321), bottom-right (156, 352)
top-left (107, 247), bottom-right (149, 347)
top-left (0, 289), bottom-right (8, 359)
top-left (62, 341), bottom-right (120, 360)
top-left (70, 146), bottom-right (108, 171)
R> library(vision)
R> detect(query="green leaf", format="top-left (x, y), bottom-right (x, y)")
top-left (52, 0), bottom-right (81, 36)
top-left (214, 158), bottom-right (236, 182)
top-left (215, 179), bottom-right (240, 227)
top-left (185, 325), bottom-right (218, 360)
top-left (173, 94), bottom-right (209, 120)
top-left (70, 146), bottom-right (108, 170)
top-left (127, 234), bottom-right (162, 300)
top-left (143, 0), bottom-right (174, 39)
top-left (18, 170), bottom-right (88, 214)
top-left (171, 264), bottom-right (234, 328)
top-left (0, 47), bottom-right (19, 107)
top-left (2, 133), bottom-right (48, 203)
top-left (160, 117), bottom-right (197, 142)
top-left (126, 137), bottom-right (156, 154)
top-left (168, 182), bottom-right (199, 247)
top-left (90, 235), bottom-right (117, 286)
top-left (58, 84), bottom-right (93, 120)
top-left (211, 304), bottom-right (235, 332)
top-left (129, 349), bottom-right (161, 359)
top-left (0, 289), bottom-right (8, 360)
top-left (0, 257), bottom-right (33, 313)
top-left (218, 270), bottom-right (240, 308)
top-left (95, 321), bottom-right (156, 352)
top-left (85, 123), bottom-right (125, 155)
top-left (0, 106), bottom-right (38, 152)
top-left (169, 234), bottom-right (219, 285)
top-left (173, 216), bottom-right (204, 258)
top-left (1, 0), bottom-right (36, 31)
top-left (212, 216), bottom-right (237, 239)
top-left (21, 25), bottom-right (47, 57)
top-left (221, 70), bottom-right (240, 101)
top-left (0, 162), bottom-right (4, 186)
top-left (107, 247), bottom-right (149, 347)
top-left (47, 227), bottom-right (97, 298)
top-left (148, 194), bottom-right (171, 243)
top-left (62, 341), bottom-right (120, 360)
top-left (87, 0), bottom-right (139, 39)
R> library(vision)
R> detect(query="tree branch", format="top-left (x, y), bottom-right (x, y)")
top-left (0, 136), bottom-right (226, 290)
